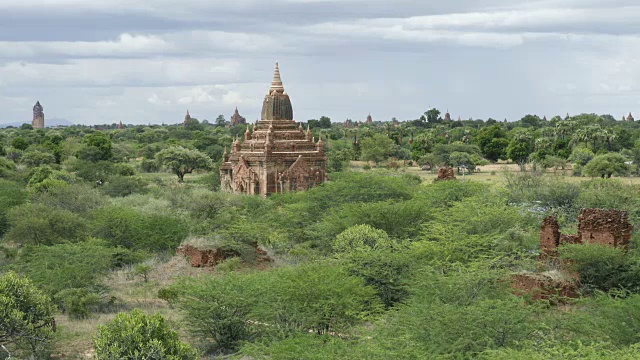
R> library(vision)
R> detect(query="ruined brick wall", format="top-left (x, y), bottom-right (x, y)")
top-left (578, 209), bottom-right (633, 248)
top-left (436, 167), bottom-right (456, 181)
top-left (177, 243), bottom-right (273, 268)
top-left (540, 216), bottom-right (561, 258)
top-left (511, 273), bottom-right (578, 301)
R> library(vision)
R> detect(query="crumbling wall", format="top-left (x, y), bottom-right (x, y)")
top-left (539, 209), bottom-right (632, 259)
top-left (540, 216), bottom-right (561, 258)
top-left (511, 273), bottom-right (579, 301)
top-left (578, 209), bottom-right (633, 248)
top-left (435, 167), bottom-right (456, 181)
top-left (176, 243), bottom-right (273, 268)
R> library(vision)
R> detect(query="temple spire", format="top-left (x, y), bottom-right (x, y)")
top-left (270, 62), bottom-right (284, 93)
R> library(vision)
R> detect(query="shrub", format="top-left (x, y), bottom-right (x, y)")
top-left (94, 310), bottom-right (198, 360)
top-left (583, 153), bottom-right (629, 178)
top-left (4, 203), bottom-right (89, 246)
top-left (92, 206), bottom-right (188, 252)
top-left (12, 240), bottom-right (118, 296)
top-left (333, 224), bottom-right (394, 253)
top-left (0, 179), bottom-right (27, 236)
top-left (0, 272), bottom-right (56, 358)
top-left (20, 150), bottom-right (56, 168)
top-left (101, 176), bottom-right (148, 197)
top-left (55, 288), bottom-right (100, 319)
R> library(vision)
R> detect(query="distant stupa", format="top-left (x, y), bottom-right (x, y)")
top-left (32, 101), bottom-right (45, 129)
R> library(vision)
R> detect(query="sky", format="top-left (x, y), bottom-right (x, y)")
top-left (0, 0), bottom-right (638, 125)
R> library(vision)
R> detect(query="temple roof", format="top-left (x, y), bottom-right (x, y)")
top-left (261, 62), bottom-right (293, 121)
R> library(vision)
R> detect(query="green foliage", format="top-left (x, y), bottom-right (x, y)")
top-left (175, 262), bottom-right (381, 352)
top-left (101, 176), bottom-right (148, 197)
top-left (12, 240), bottom-right (118, 296)
top-left (55, 288), bottom-right (100, 319)
top-left (360, 134), bottom-right (397, 164)
top-left (10, 137), bottom-right (29, 151)
top-left (134, 263), bottom-right (153, 283)
top-left (333, 224), bottom-right (394, 253)
top-left (94, 309), bottom-right (198, 360)
top-left (0, 272), bottom-right (56, 358)
top-left (91, 205), bottom-right (188, 252)
top-left (0, 179), bottom-right (27, 236)
top-left (582, 152), bottom-right (629, 178)
top-left (569, 147), bottom-right (595, 166)
top-left (78, 132), bottom-right (113, 162)
top-left (20, 150), bottom-right (56, 167)
top-left (4, 203), bottom-right (89, 246)
top-left (155, 146), bottom-right (212, 181)
top-left (559, 244), bottom-right (640, 293)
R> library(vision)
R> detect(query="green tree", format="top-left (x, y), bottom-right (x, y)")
top-left (506, 136), bottom-right (533, 171)
top-left (215, 115), bottom-right (227, 127)
top-left (10, 137), bottom-right (29, 151)
top-left (476, 125), bottom-right (508, 162)
top-left (0, 272), bottom-right (56, 358)
top-left (318, 116), bottom-right (331, 129)
top-left (94, 310), bottom-right (198, 360)
top-left (78, 132), bottom-right (113, 162)
top-left (155, 146), bottom-right (213, 182)
top-left (582, 153), bottom-right (629, 178)
top-left (20, 150), bottom-right (56, 168)
top-left (361, 134), bottom-right (397, 165)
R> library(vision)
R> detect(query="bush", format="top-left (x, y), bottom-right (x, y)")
top-left (559, 244), bottom-right (640, 293)
top-left (333, 224), bottom-right (394, 253)
top-left (113, 163), bottom-right (136, 176)
top-left (92, 206), bottom-right (188, 252)
top-left (12, 240), bottom-right (118, 296)
top-left (20, 150), bottom-right (56, 168)
top-left (94, 310), bottom-right (198, 360)
top-left (4, 203), bottom-right (89, 246)
top-left (0, 272), bottom-right (56, 358)
top-left (0, 179), bottom-right (27, 236)
top-left (55, 288), bottom-right (100, 319)
top-left (583, 153), bottom-right (629, 178)
top-left (101, 176), bottom-right (148, 197)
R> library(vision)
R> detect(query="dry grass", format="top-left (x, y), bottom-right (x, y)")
top-left (52, 255), bottom-right (214, 358)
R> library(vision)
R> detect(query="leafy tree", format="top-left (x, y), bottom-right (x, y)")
top-left (361, 134), bottom-right (397, 165)
top-left (424, 108), bottom-right (442, 124)
top-left (155, 146), bottom-right (213, 182)
top-left (215, 115), bottom-right (227, 127)
top-left (476, 125), bottom-right (508, 162)
top-left (20, 150), bottom-right (56, 168)
top-left (0, 179), bottom-right (27, 236)
top-left (318, 116), bottom-right (331, 129)
top-left (569, 147), bottom-right (595, 166)
top-left (94, 310), bottom-right (198, 360)
top-left (5, 203), bottom-right (89, 246)
top-left (184, 117), bottom-right (204, 131)
top-left (582, 153), bottom-right (629, 178)
top-left (77, 132), bottom-right (112, 162)
top-left (0, 272), bottom-right (56, 358)
top-left (10, 137), bottom-right (29, 151)
top-left (506, 137), bottom-right (533, 171)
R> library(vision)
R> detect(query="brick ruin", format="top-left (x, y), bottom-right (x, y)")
top-left (540, 208), bottom-right (633, 259)
top-left (435, 167), bottom-right (456, 181)
top-left (514, 208), bottom-right (633, 301)
top-left (176, 242), bottom-right (272, 268)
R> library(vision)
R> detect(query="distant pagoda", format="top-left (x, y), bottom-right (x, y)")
top-left (183, 110), bottom-right (191, 126)
top-left (229, 107), bottom-right (247, 127)
top-left (366, 113), bottom-right (373, 124)
top-left (220, 63), bottom-right (327, 196)
top-left (627, 112), bottom-right (635, 122)
top-left (32, 101), bottom-right (45, 129)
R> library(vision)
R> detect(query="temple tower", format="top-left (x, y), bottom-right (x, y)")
top-left (230, 107), bottom-right (247, 127)
top-left (32, 101), bottom-right (45, 129)
top-left (220, 63), bottom-right (327, 196)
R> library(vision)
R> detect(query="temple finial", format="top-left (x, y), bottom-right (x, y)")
top-left (270, 62), bottom-right (284, 93)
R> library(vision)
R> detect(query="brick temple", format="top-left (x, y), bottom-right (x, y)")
top-left (220, 63), bottom-right (327, 196)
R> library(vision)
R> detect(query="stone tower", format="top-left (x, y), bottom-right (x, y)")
top-left (183, 110), bottom-right (191, 126)
top-left (366, 113), bottom-right (373, 124)
top-left (220, 63), bottom-right (327, 196)
top-left (229, 107), bottom-right (247, 127)
top-left (32, 101), bottom-right (45, 129)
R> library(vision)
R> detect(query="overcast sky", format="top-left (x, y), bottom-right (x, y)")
top-left (0, 0), bottom-right (638, 125)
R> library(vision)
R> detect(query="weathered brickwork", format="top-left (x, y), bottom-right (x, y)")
top-left (32, 101), bottom-right (45, 129)
top-left (435, 167), bottom-right (456, 181)
top-left (220, 63), bottom-right (327, 196)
